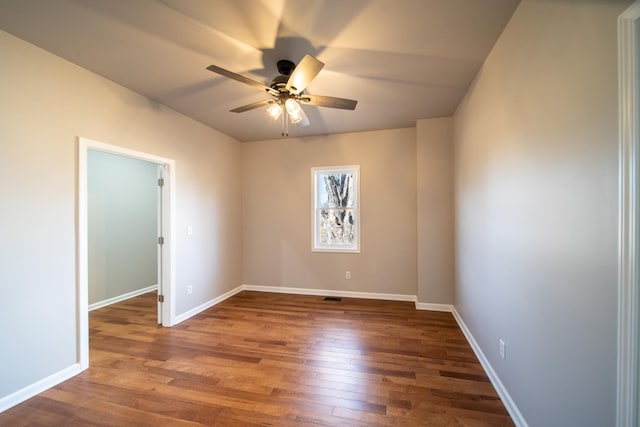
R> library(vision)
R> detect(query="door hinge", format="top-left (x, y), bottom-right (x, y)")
top-left (158, 294), bottom-right (165, 303)
top-left (158, 178), bottom-right (164, 187)
top-left (158, 236), bottom-right (164, 245)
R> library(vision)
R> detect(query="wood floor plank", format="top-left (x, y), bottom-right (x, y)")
top-left (0, 291), bottom-right (514, 426)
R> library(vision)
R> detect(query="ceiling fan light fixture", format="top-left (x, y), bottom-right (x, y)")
top-left (267, 102), bottom-right (282, 120)
top-left (285, 98), bottom-right (303, 124)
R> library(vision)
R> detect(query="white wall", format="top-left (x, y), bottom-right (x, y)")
top-left (453, 1), bottom-right (631, 425)
top-left (88, 150), bottom-right (158, 304)
top-left (0, 30), bottom-right (242, 402)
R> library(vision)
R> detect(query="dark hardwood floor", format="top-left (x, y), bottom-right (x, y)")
top-left (1, 291), bottom-right (514, 426)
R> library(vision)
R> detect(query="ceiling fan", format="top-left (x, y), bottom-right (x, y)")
top-left (206, 55), bottom-right (358, 136)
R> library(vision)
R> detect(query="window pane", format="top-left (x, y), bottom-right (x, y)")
top-left (319, 208), bottom-right (356, 245)
top-left (318, 172), bottom-right (354, 208)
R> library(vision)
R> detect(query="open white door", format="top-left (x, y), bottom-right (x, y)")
top-left (617, 2), bottom-right (640, 426)
top-left (155, 163), bottom-right (175, 326)
top-left (157, 165), bottom-right (164, 325)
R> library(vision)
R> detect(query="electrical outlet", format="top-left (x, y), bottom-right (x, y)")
top-left (345, 271), bottom-right (351, 279)
top-left (499, 339), bottom-right (506, 360)
top-left (187, 285), bottom-right (193, 295)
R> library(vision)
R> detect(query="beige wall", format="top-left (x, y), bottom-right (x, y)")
top-left (453, 1), bottom-right (631, 425)
top-left (0, 30), bottom-right (242, 400)
top-left (242, 128), bottom-right (417, 296)
top-left (416, 117), bottom-right (454, 305)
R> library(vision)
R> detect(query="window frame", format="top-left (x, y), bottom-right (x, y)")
top-left (311, 165), bottom-right (360, 253)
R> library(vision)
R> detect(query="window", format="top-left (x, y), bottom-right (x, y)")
top-left (312, 165), bottom-right (360, 253)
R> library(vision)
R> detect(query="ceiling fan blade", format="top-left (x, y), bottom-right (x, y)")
top-left (286, 54), bottom-right (324, 95)
top-left (301, 95), bottom-right (358, 110)
top-left (206, 64), bottom-right (278, 96)
top-left (230, 99), bottom-right (274, 113)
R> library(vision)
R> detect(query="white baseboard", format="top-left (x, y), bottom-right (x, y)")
top-left (451, 307), bottom-right (528, 427)
top-left (173, 284), bottom-right (456, 328)
top-left (415, 302), bottom-right (453, 312)
top-left (88, 284), bottom-right (158, 311)
top-left (0, 363), bottom-right (84, 413)
top-left (241, 284), bottom-right (417, 302)
top-left (173, 285), bottom-right (244, 325)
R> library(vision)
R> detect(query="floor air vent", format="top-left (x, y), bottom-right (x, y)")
top-left (323, 297), bottom-right (342, 301)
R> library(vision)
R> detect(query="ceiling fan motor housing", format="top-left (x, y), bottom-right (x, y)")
top-left (276, 59), bottom-right (296, 76)
top-left (270, 74), bottom-right (290, 92)
top-left (271, 59), bottom-right (296, 93)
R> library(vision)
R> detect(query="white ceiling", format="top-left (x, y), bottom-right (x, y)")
top-left (0, 0), bottom-right (520, 142)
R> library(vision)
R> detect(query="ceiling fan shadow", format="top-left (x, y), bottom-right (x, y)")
top-left (157, 79), bottom-right (227, 103)
top-left (249, 36), bottom-right (321, 81)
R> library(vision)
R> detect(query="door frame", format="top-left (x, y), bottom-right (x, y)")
top-left (618, 2), bottom-right (640, 426)
top-left (77, 137), bottom-right (176, 369)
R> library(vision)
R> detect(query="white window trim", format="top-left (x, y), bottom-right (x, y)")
top-left (311, 165), bottom-right (360, 253)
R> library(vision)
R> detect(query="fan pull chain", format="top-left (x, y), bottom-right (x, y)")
top-left (281, 107), bottom-right (285, 136)
top-left (282, 108), bottom-right (289, 137)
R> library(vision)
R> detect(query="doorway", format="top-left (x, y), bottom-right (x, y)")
top-left (77, 137), bottom-right (175, 370)
top-left (87, 149), bottom-right (160, 319)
